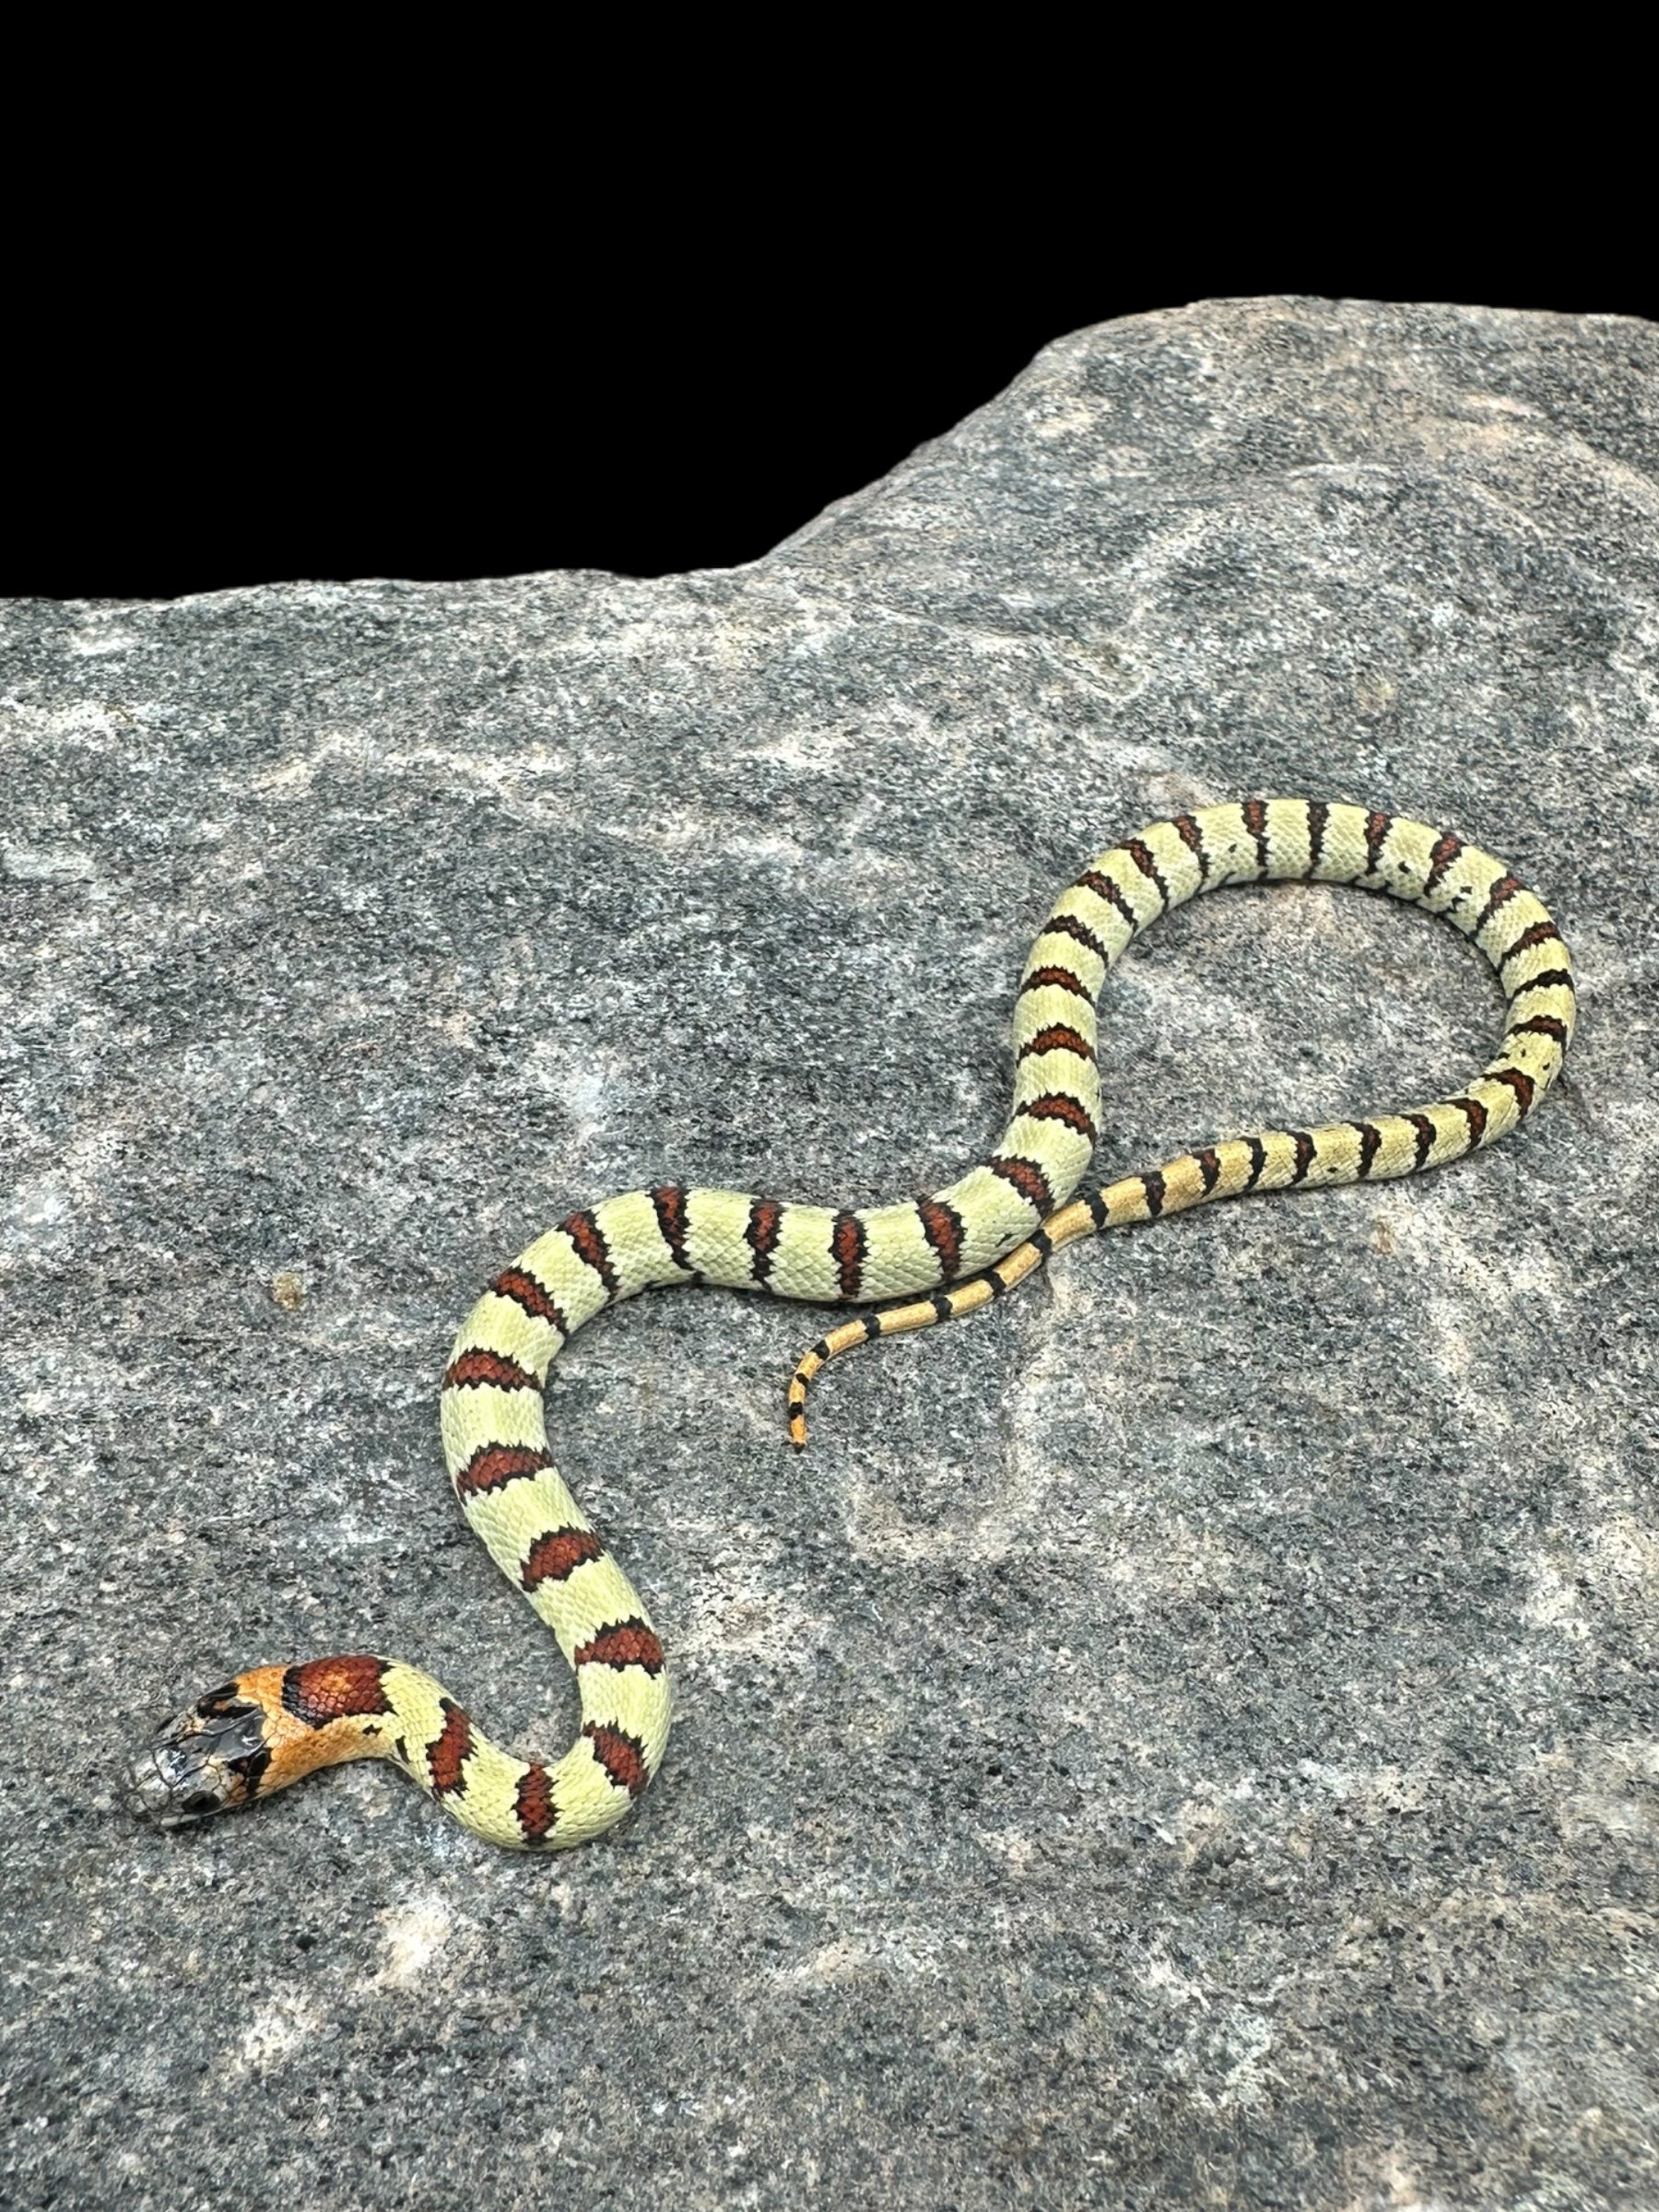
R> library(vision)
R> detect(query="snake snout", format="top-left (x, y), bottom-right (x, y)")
top-left (126, 1693), bottom-right (275, 1826)
top-left (125, 1744), bottom-right (218, 1826)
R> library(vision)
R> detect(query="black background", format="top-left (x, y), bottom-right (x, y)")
top-left (10, 218), bottom-right (1652, 603)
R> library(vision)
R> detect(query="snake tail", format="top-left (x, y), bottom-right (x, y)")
top-left (128, 800), bottom-right (1573, 1850)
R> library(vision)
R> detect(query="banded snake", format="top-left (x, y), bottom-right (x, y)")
top-left (128, 798), bottom-right (1574, 1850)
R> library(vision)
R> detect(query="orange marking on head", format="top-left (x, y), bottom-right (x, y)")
top-left (229, 1664), bottom-right (391, 1789)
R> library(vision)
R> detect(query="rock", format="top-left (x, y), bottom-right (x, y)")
top-left (2, 296), bottom-right (1654, 2211)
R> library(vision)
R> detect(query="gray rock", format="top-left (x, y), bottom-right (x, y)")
top-left (2, 296), bottom-right (1655, 2211)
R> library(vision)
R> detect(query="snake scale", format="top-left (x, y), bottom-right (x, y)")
top-left (128, 798), bottom-right (1575, 1851)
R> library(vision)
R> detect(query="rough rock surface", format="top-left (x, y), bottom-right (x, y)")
top-left (3, 298), bottom-right (1656, 2211)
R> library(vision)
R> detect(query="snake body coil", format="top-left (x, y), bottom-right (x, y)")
top-left (128, 799), bottom-right (1575, 1850)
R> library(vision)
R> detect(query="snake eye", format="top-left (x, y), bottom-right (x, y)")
top-left (181, 1792), bottom-right (222, 1818)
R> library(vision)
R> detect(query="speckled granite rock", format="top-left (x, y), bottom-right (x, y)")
top-left (3, 298), bottom-right (1656, 2212)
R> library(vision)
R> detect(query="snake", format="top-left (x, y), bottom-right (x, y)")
top-left (126, 798), bottom-right (1575, 1851)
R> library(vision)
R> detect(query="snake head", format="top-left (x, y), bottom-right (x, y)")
top-left (126, 1684), bottom-right (274, 1826)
